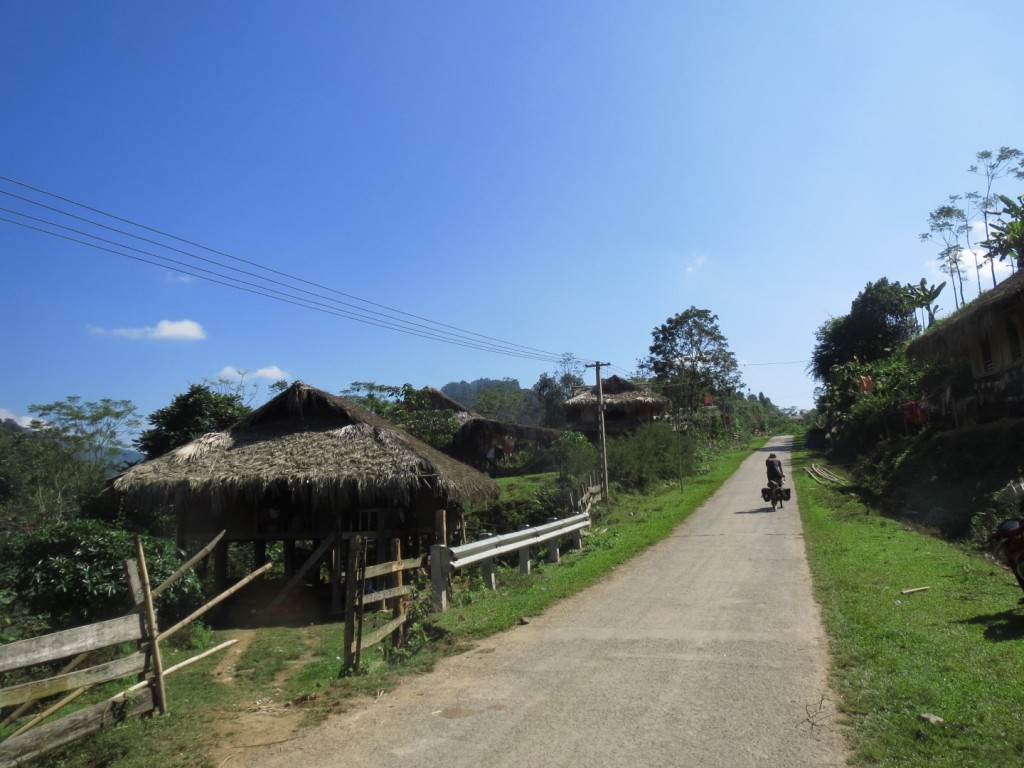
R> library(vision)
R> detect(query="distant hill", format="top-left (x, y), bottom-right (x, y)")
top-left (2, 418), bottom-right (27, 434)
top-left (440, 378), bottom-right (541, 425)
top-left (440, 378), bottom-right (522, 408)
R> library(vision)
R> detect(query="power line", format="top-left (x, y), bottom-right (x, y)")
top-left (0, 175), bottom-right (585, 366)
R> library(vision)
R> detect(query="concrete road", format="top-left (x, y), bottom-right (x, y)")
top-left (248, 437), bottom-right (849, 767)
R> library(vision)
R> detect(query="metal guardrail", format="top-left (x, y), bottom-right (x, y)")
top-left (430, 513), bottom-right (591, 611)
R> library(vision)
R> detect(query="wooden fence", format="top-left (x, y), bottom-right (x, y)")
top-left (341, 535), bottom-right (422, 675)
top-left (0, 531), bottom-right (268, 768)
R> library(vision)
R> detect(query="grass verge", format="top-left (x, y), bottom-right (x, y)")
top-left (13, 439), bottom-right (762, 768)
top-left (794, 446), bottom-right (1024, 767)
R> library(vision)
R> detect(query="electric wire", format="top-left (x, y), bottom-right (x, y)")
top-left (0, 213), bottom-right (569, 363)
top-left (0, 175), bottom-right (573, 363)
top-left (0, 205), bottom-right (564, 361)
top-left (0, 176), bottom-right (587, 366)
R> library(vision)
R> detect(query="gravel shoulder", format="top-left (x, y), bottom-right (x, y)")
top-left (246, 437), bottom-right (849, 768)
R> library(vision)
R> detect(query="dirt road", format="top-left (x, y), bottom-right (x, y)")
top-left (247, 437), bottom-right (849, 767)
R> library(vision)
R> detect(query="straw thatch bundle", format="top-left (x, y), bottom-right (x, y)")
top-left (110, 381), bottom-right (499, 511)
top-left (908, 269), bottom-right (1024, 360)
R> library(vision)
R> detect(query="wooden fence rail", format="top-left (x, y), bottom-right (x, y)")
top-left (0, 531), bottom-right (264, 768)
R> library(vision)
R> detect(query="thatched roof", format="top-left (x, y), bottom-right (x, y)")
top-left (908, 270), bottom-right (1024, 360)
top-left (420, 386), bottom-right (479, 425)
top-left (564, 375), bottom-right (670, 414)
top-left (110, 381), bottom-right (499, 510)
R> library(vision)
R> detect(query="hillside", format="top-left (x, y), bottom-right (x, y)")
top-left (850, 418), bottom-right (1024, 540)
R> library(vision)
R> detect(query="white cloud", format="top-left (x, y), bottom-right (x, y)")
top-left (91, 319), bottom-right (206, 341)
top-left (219, 365), bottom-right (290, 381)
top-left (254, 365), bottom-right (289, 380)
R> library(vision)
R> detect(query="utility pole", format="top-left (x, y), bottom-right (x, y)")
top-left (586, 361), bottom-right (611, 501)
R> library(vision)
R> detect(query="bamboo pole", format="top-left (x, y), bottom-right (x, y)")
top-left (157, 562), bottom-right (272, 643)
top-left (151, 530), bottom-right (226, 599)
top-left (0, 652), bottom-right (89, 728)
top-left (135, 538), bottom-right (168, 715)
top-left (9, 686), bottom-right (90, 739)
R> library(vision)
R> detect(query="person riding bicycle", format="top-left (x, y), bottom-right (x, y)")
top-left (766, 453), bottom-right (785, 487)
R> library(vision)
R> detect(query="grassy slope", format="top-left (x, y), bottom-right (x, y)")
top-left (795, 445), bottom-right (1024, 767)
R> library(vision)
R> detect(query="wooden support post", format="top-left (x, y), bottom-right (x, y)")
top-left (331, 520), bottom-right (343, 615)
top-left (341, 535), bottom-right (362, 674)
top-left (283, 540), bottom-right (296, 576)
top-left (430, 544), bottom-right (451, 612)
top-left (572, 528), bottom-right (584, 551)
top-left (253, 540), bottom-right (267, 569)
top-left (213, 539), bottom-right (228, 595)
top-left (390, 538), bottom-right (404, 649)
top-left (546, 518), bottom-right (560, 564)
top-left (134, 538), bottom-right (167, 716)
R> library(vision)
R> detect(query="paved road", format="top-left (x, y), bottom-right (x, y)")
top-left (249, 437), bottom-right (849, 767)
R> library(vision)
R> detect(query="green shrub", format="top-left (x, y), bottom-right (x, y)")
top-left (0, 519), bottom-right (204, 633)
top-left (607, 422), bottom-right (694, 491)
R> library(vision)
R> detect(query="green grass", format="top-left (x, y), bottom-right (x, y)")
top-left (7, 438), bottom-right (763, 768)
top-left (794, 446), bottom-right (1024, 767)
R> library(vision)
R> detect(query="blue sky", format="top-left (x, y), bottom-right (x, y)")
top-left (3, 1), bottom-right (1023, 430)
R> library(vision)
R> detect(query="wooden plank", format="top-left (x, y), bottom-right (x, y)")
top-left (0, 687), bottom-right (155, 768)
top-left (0, 653), bottom-right (146, 708)
top-left (362, 556), bottom-right (422, 580)
top-left (0, 615), bottom-right (142, 675)
top-left (357, 584), bottom-right (416, 608)
top-left (353, 615), bottom-right (407, 652)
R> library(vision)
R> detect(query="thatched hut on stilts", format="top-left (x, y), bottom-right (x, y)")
top-left (108, 382), bottom-right (499, 616)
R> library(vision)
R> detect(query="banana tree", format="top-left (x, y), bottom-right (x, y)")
top-left (983, 194), bottom-right (1024, 271)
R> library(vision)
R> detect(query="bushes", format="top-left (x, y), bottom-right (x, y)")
top-left (607, 422), bottom-right (695, 492)
top-left (0, 519), bottom-right (204, 634)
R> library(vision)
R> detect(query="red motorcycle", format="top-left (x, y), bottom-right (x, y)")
top-left (989, 518), bottom-right (1024, 591)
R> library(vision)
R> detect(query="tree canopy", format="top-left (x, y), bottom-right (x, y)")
top-left (640, 307), bottom-right (743, 414)
top-left (135, 383), bottom-right (252, 460)
top-left (809, 278), bottom-right (919, 383)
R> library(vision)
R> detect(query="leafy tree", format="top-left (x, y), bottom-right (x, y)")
top-left (136, 383), bottom-right (252, 460)
top-left (342, 382), bottom-right (461, 449)
top-left (970, 147), bottom-right (1024, 286)
top-left (532, 355), bottom-right (585, 429)
top-left (921, 197), bottom-right (972, 308)
top-left (2, 397), bottom-right (141, 524)
top-left (809, 278), bottom-right (918, 383)
top-left (640, 307), bottom-right (743, 415)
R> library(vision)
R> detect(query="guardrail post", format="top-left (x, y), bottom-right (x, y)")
top-left (519, 540), bottom-right (531, 575)
top-left (546, 518), bottom-right (560, 564)
top-left (430, 544), bottom-right (451, 612)
top-left (480, 533), bottom-right (496, 590)
top-left (572, 527), bottom-right (584, 551)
